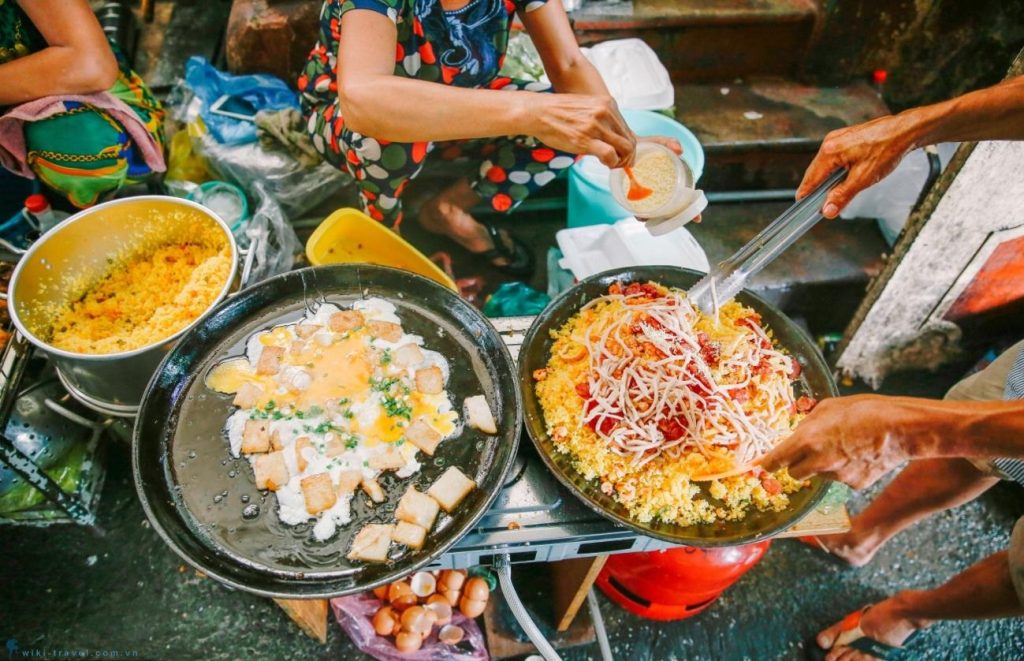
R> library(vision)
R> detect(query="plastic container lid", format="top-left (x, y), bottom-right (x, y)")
top-left (24, 194), bottom-right (50, 214)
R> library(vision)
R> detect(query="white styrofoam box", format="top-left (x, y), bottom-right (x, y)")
top-left (556, 216), bottom-right (710, 281)
top-left (581, 38), bottom-right (674, 111)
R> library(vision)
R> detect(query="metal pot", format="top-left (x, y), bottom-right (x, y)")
top-left (7, 196), bottom-right (238, 417)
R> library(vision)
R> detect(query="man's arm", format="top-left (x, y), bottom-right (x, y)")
top-left (759, 394), bottom-right (1024, 489)
top-left (800, 75), bottom-right (1024, 218)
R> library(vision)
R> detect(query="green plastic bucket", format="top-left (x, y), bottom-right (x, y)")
top-left (567, 110), bottom-right (704, 228)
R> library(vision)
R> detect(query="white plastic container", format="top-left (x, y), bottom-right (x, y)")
top-left (609, 142), bottom-right (707, 236)
top-left (581, 39), bottom-right (674, 111)
top-left (555, 217), bottom-right (709, 281)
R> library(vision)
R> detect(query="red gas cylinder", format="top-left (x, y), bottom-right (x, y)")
top-left (596, 541), bottom-right (771, 621)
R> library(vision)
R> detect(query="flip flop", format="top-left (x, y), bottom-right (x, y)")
top-left (805, 607), bottom-right (920, 660)
top-left (476, 224), bottom-right (534, 277)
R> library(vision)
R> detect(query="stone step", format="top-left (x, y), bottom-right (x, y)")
top-left (673, 78), bottom-right (890, 190)
top-left (573, 0), bottom-right (820, 83)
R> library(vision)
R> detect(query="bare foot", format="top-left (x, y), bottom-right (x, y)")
top-left (803, 527), bottom-right (885, 568)
top-left (817, 596), bottom-right (925, 661)
top-left (417, 179), bottom-right (511, 267)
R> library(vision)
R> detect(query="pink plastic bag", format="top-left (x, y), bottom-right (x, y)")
top-left (331, 592), bottom-right (489, 661)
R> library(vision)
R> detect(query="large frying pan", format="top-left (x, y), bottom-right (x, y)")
top-left (519, 266), bottom-right (836, 547)
top-left (133, 265), bottom-right (521, 598)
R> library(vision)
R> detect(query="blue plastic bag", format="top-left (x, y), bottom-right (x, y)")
top-left (184, 57), bottom-right (299, 145)
top-left (482, 282), bottom-right (551, 317)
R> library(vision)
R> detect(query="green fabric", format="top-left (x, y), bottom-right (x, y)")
top-left (0, 440), bottom-right (87, 517)
top-left (0, 0), bottom-right (44, 64)
top-left (0, 0), bottom-right (166, 207)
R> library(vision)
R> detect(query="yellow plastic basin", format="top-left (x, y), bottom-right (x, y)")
top-left (305, 208), bottom-right (458, 292)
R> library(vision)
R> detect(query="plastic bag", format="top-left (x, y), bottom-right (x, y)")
top-left (331, 592), bottom-right (488, 661)
top-left (482, 282), bottom-right (550, 317)
top-left (239, 182), bottom-right (301, 285)
top-left (165, 128), bottom-right (211, 184)
top-left (499, 31), bottom-right (545, 82)
top-left (184, 56), bottom-right (299, 145)
top-left (196, 127), bottom-right (354, 218)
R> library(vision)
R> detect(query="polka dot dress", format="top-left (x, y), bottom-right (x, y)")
top-left (299, 0), bottom-right (578, 227)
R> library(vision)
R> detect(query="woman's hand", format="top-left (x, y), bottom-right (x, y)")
top-left (530, 93), bottom-right (637, 168)
top-left (798, 111), bottom-right (926, 218)
top-left (759, 395), bottom-right (919, 489)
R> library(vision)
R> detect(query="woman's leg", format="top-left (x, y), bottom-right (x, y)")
top-left (815, 458), bottom-right (999, 566)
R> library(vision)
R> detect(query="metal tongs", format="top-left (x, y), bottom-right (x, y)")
top-left (688, 169), bottom-right (848, 313)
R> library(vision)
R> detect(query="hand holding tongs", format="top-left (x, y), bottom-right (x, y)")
top-left (688, 169), bottom-right (848, 314)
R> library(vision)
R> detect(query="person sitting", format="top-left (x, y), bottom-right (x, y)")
top-left (0, 0), bottom-right (165, 209)
top-left (298, 0), bottom-right (678, 275)
top-left (762, 74), bottom-right (1024, 660)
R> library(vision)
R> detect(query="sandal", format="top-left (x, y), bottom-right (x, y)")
top-left (805, 607), bottom-right (920, 660)
top-left (476, 224), bottom-right (534, 277)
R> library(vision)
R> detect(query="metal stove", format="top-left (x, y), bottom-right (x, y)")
top-left (434, 317), bottom-right (675, 569)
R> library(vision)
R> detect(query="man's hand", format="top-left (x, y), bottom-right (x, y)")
top-left (798, 111), bottom-right (925, 219)
top-left (760, 395), bottom-right (916, 489)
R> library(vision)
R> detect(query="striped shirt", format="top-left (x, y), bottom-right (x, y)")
top-left (995, 346), bottom-right (1024, 485)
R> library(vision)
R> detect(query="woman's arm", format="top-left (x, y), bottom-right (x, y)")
top-left (799, 75), bottom-right (1024, 217)
top-left (335, 9), bottom-right (633, 166)
top-left (0, 0), bottom-right (118, 106)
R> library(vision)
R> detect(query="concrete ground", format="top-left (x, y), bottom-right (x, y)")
top-left (2, 205), bottom-right (1022, 659)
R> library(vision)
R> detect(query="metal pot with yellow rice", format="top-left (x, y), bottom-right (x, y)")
top-left (8, 196), bottom-right (238, 416)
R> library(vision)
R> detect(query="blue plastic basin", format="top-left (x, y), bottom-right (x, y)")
top-left (567, 110), bottom-right (704, 228)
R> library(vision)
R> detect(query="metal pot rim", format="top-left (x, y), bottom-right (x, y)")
top-left (8, 196), bottom-right (239, 361)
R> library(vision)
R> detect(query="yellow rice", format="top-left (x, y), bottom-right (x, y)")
top-left (536, 286), bottom-right (806, 527)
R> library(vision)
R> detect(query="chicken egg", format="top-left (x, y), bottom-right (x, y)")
top-left (373, 586), bottom-right (388, 600)
top-left (388, 581), bottom-right (418, 611)
top-left (400, 606), bottom-right (433, 636)
top-left (463, 576), bottom-right (490, 602)
top-left (395, 631), bottom-right (423, 653)
top-left (442, 589), bottom-right (462, 606)
top-left (438, 569), bottom-right (466, 592)
top-left (425, 596), bottom-right (453, 626)
top-left (372, 606), bottom-right (399, 636)
top-left (439, 624), bottom-right (465, 645)
top-left (410, 571), bottom-right (437, 598)
top-left (459, 596), bottom-right (487, 618)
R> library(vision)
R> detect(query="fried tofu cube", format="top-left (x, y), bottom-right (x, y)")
top-left (256, 345), bottom-right (284, 376)
top-left (361, 477), bottom-right (385, 503)
top-left (241, 419), bottom-right (271, 454)
top-left (465, 395), bottom-right (497, 434)
top-left (329, 310), bottom-right (364, 333)
top-left (233, 382), bottom-right (263, 409)
top-left (270, 428), bottom-right (284, 451)
top-left (406, 418), bottom-right (442, 456)
top-left (427, 467), bottom-right (476, 513)
top-left (289, 340), bottom-right (307, 357)
top-left (368, 445), bottom-right (406, 471)
top-left (393, 521), bottom-right (427, 550)
top-left (396, 486), bottom-right (440, 529)
top-left (347, 523), bottom-right (393, 563)
top-left (414, 366), bottom-right (444, 394)
top-left (367, 320), bottom-right (403, 342)
top-left (294, 436), bottom-right (313, 472)
top-left (294, 323), bottom-right (321, 339)
top-left (394, 344), bottom-right (424, 367)
top-left (253, 451), bottom-right (289, 491)
top-left (301, 472), bottom-right (337, 515)
top-left (336, 469), bottom-right (362, 495)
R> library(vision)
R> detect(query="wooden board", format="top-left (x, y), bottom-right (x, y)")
top-left (552, 556), bottom-right (608, 632)
top-left (273, 598), bottom-right (328, 643)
